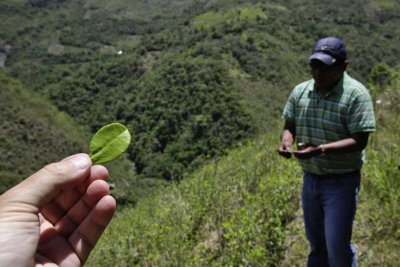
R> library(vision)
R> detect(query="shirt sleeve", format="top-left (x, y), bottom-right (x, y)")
top-left (347, 90), bottom-right (376, 134)
top-left (282, 89), bottom-right (297, 122)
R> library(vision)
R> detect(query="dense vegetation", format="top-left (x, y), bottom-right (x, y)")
top-left (87, 131), bottom-right (302, 266)
top-left (0, 74), bottom-right (142, 204)
top-left (87, 65), bottom-right (400, 266)
top-left (0, 74), bottom-right (86, 193)
top-left (2, 0), bottom-right (400, 180)
top-left (1, 0), bottom-right (399, 265)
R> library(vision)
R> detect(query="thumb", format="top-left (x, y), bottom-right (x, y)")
top-left (1, 153), bottom-right (92, 211)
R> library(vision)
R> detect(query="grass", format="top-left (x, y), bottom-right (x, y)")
top-left (193, 6), bottom-right (267, 31)
top-left (1, 1), bottom-right (399, 265)
top-left (87, 66), bottom-right (400, 266)
top-left (372, 0), bottom-right (400, 9)
top-left (87, 132), bottom-right (302, 266)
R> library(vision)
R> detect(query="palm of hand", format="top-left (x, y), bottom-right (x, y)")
top-left (293, 146), bottom-right (320, 159)
top-left (0, 165), bottom-right (115, 267)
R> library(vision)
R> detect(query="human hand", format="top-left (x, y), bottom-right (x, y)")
top-left (277, 140), bottom-right (293, 159)
top-left (0, 153), bottom-right (116, 267)
top-left (293, 144), bottom-right (322, 159)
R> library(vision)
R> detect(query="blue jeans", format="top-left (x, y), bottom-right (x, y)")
top-left (302, 171), bottom-right (360, 267)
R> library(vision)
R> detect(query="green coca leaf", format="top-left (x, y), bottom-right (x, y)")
top-left (89, 123), bottom-right (131, 164)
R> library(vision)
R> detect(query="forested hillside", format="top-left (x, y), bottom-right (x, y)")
top-left (0, 74), bottom-right (87, 193)
top-left (86, 64), bottom-right (400, 266)
top-left (0, 73), bottom-right (141, 204)
top-left (1, 0), bottom-right (400, 265)
top-left (2, 0), bottom-right (399, 181)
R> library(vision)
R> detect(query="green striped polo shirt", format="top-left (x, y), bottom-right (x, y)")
top-left (282, 72), bottom-right (376, 175)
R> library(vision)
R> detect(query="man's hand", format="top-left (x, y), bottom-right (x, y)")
top-left (293, 145), bottom-right (322, 159)
top-left (278, 141), bottom-right (293, 159)
top-left (0, 153), bottom-right (116, 267)
top-left (278, 120), bottom-right (296, 159)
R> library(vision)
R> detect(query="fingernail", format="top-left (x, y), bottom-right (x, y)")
top-left (68, 154), bottom-right (90, 170)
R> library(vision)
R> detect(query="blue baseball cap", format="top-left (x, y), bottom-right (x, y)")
top-left (309, 37), bottom-right (347, 65)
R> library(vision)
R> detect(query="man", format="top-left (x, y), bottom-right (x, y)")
top-left (0, 153), bottom-right (116, 266)
top-left (278, 37), bottom-right (376, 266)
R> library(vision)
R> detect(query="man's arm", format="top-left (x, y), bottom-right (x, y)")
top-left (319, 132), bottom-right (370, 153)
top-left (278, 120), bottom-right (296, 159)
top-left (293, 132), bottom-right (370, 159)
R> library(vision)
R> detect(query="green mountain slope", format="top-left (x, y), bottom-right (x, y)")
top-left (0, 74), bottom-right (87, 193)
top-left (1, 0), bottom-right (399, 265)
top-left (2, 0), bottom-right (400, 181)
top-left (87, 131), bottom-right (302, 266)
top-left (87, 65), bottom-right (400, 266)
top-left (0, 73), bottom-right (141, 204)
